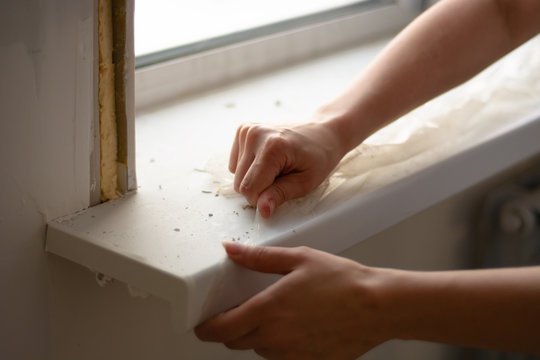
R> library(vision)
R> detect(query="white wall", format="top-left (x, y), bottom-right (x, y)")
top-left (0, 1), bottom-right (94, 358)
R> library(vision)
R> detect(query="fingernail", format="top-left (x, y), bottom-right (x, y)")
top-left (258, 200), bottom-right (272, 218)
top-left (222, 240), bottom-right (244, 256)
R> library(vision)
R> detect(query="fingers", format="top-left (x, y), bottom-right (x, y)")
top-left (197, 242), bottom-right (307, 342)
top-left (223, 242), bottom-right (306, 275)
top-left (195, 302), bottom-right (260, 343)
top-left (229, 122), bottom-right (331, 216)
top-left (256, 173), bottom-right (313, 218)
top-left (239, 158), bottom-right (282, 209)
top-left (231, 124), bottom-right (264, 197)
top-left (223, 329), bottom-right (260, 350)
top-left (233, 152), bottom-right (256, 195)
top-left (230, 124), bottom-right (297, 209)
top-left (228, 126), bottom-right (242, 173)
top-left (231, 124), bottom-right (252, 192)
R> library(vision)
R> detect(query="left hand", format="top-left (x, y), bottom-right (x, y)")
top-left (194, 242), bottom-right (391, 359)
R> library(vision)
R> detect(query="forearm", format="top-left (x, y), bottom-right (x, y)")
top-left (377, 266), bottom-right (540, 354)
top-left (318, 0), bottom-right (540, 157)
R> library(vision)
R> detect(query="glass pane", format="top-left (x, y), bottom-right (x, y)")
top-left (135, 0), bottom-right (370, 57)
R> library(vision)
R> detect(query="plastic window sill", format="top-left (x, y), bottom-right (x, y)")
top-left (46, 36), bottom-right (540, 330)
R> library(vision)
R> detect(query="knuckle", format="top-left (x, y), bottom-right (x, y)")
top-left (239, 180), bottom-right (250, 194)
top-left (239, 123), bottom-right (258, 143)
top-left (234, 175), bottom-right (242, 192)
top-left (237, 125), bottom-right (248, 140)
top-left (292, 246), bottom-right (312, 262)
top-left (271, 183), bottom-right (287, 204)
top-left (248, 246), bottom-right (268, 268)
top-left (239, 181), bottom-right (257, 205)
top-left (263, 134), bottom-right (286, 153)
top-left (245, 124), bottom-right (264, 141)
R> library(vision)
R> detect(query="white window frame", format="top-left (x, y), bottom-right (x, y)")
top-left (135, 0), bottom-right (424, 111)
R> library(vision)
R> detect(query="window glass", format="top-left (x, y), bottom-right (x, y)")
top-left (135, 0), bottom-right (371, 57)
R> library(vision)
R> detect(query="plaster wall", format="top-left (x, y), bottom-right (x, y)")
top-left (0, 1), bottom-right (94, 358)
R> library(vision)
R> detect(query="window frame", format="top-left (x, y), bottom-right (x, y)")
top-left (134, 0), bottom-right (424, 111)
top-left (136, 0), bottom-right (397, 68)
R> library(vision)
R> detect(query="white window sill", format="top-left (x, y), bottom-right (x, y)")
top-left (46, 35), bottom-right (540, 331)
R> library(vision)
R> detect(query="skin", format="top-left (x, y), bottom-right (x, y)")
top-left (196, 243), bottom-right (540, 359)
top-left (229, 0), bottom-right (540, 218)
top-left (196, 0), bottom-right (540, 358)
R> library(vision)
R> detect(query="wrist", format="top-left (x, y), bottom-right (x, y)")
top-left (348, 266), bottom-right (410, 346)
top-left (362, 267), bottom-right (419, 342)
top-left (316, 111), bottom-right (357, 159)
top-left (313, 98), bottom-right (383, 157)
top-left (310, 109), bottom-right (358, 162)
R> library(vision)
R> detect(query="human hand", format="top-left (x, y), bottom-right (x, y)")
top-left (229, 122), bottom-right (343, 218)
top-left (195, 242), bottom-right (391, 359)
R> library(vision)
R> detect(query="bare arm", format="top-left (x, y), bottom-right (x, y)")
top-left (231, 0), bottom-right (540, 217)
top-left (322, 0), bottom-right (540, 155)
top-left (384, 265), bottom-right (540, 353)
top-left (196, 243), bottom-right (540, 358)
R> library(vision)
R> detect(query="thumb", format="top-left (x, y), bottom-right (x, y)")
top-left (257, 173), bottom-right (314, 218)
top-left (222, 242), bottom-right (303, 275)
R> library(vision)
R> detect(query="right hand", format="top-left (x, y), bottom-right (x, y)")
top-left (229, 121), bottom-right (343, 218)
